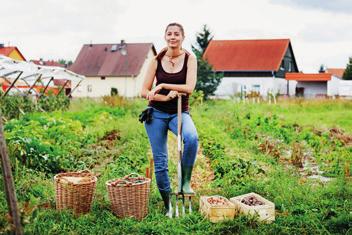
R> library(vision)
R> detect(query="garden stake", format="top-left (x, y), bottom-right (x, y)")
top-left (172, 94), bottom-right (194, 217)
top-left (0, 112), bottom-right (23, 234)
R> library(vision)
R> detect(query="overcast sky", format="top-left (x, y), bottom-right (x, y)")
top-left (2, 0), bottom-right (352, 72)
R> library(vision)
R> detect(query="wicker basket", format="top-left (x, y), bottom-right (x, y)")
top-left (54, 171), bottom-right (97, 215)
top-left (106, 173), bottom-right (151, 220)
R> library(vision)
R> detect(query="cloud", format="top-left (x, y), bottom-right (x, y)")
top-left (2, 0), bottom-right (126, 35)
top-left (270, 0), bottom-right (352, 14)
top-left (1, 0), bottom-right (351, 71)
top-left (298, 23), bottom-right (352, 42)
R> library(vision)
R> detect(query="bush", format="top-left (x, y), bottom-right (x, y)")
top-left (189, 90), bottom-right (204, 106)
top-left (0, 91), bottom-right (70, 120)
top-left (37, 91), bottom-right (70, 112)
top-left (0, 94), bottom-right (35, 119)
top-left (102, 95), bottom-right (128, 108)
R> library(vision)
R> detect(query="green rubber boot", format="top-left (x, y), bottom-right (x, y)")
top-left (181, 165), bottom-right (195, 194)
top-left (159, 190), bottom-right (172, 217)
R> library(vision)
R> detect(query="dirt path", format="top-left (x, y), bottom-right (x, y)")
top-left (167, 133), bottom-right (214, 193)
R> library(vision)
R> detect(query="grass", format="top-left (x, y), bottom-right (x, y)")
top-left (0, 97), bottom-right (351, 234)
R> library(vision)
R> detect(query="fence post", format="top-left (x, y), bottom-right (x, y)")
top-left (0, 112), bottom-right (23, 235)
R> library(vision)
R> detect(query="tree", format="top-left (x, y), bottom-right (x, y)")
top-left (192, 25), bottom-right (213, 57)
top-left (343, 57), bottom-right (352, 80)
top-left (192, 25), bottom-right (223, 99)
top-left (58, 59), bottom-right (73, 67)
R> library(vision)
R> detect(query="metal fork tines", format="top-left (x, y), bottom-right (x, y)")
top-left (173, 193), bottom-right (194, 217)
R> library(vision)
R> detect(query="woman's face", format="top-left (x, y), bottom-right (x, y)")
top-left (165, 25), bottom-right (184, 49)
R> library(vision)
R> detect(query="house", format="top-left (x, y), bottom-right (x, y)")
top-left (286, 72), bottom-right (352, 98)
top-left (31, 59), bottom-right (70, 95)
top-left (326, 68), bottom-right (345, 79)
top-left (285, 73), bottom-right (332, 97)
top-left (0, 44), bottom-right (26, 61)
top-left (31, 59), bottom-right (65, 67)
top-left (203, 39), bottom-right (299, 97)
top-left (70, 41), bottom-right (156, 98)
top-left (325, 68), bottom-right (352, 97)
top-left (0, 44), bottom-right (26, 93)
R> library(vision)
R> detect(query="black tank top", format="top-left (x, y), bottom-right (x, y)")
top-left (149, 51), bottom-right (190, 114)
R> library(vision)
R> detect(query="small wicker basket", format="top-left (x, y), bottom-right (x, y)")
top-left (106, 173), bottom-right (151, 220)
top-left (54, 171), bottom-right (97, 215)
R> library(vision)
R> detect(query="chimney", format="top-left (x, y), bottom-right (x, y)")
top-left (118, 39), bottom-right (127, 55)
top-left (111, 44), bottom-right (117, 52)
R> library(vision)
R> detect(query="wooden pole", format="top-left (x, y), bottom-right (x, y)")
top-left (38, 77), bottom-right (54, 99)
top-left (24, 74), bottom-right (42, 96)
top-left (2, 72), bottom-right (23, 97)
top-left (67, 80), bottom-right (83, 97)
top-left (57, 80), bottom-right (70, 96)
top-left (0, 112), bottom-right (23, 235)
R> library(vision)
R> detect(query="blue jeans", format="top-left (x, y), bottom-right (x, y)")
top-left (144, 107), bottom-right (198, 193)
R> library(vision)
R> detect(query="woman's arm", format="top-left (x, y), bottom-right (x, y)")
top-left (151, 54), bottom-right (198, 95)
top-left (140, 57), bottom-right (177, 102)
top-left (141, 57), bottom-right (157, 98)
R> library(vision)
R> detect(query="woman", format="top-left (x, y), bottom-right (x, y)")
top-left (141, 23), bottom-right (198, 216)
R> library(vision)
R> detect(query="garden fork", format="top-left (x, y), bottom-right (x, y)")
top-left (170, 93), bottom-right (195, 218)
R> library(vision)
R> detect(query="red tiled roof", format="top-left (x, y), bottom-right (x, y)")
top-left (203, 39), bottom-right (291, 72)
top-left (31, 59), bottom-right (64, 67)
top-left (0, 46), bottom-right (26, 61)
top-left (0, 47), bottom-right (14, 56)
top-left (326, 68), bottom-right (345, 78)
top-left (285, 73), bottom-right (331, 81)
top-left (53, 79), bottom-right (71, 87)
top-left (70, 43), bottom-right (156, 77)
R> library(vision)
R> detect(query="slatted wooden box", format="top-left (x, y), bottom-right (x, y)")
top-left (199, 195), bottom-right (237, 223)
top-left (230, 192), bottom-right (275, 223)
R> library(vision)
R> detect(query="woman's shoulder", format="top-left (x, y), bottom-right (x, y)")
top-left (183, 49), bottom-right (196, 58)
top-left (184, 50), bottom-right (197, 64)
top-left (155, 48), bottom-right (168, 61)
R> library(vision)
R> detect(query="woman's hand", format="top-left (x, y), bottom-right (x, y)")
top-left (166, 90), bottom-right (178, 100)
top-left (146, 91), bottom-right (153, 101)
top-left (146, 90), bottom-right (178, 102)
top-left (147, 84), bottom-right (164, 101)
top-left (151, 84), bottom-right (163, 94)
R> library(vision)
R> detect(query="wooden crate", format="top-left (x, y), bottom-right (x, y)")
top-left (199, 195), bottom-right (237, 223)
top-left (230, 192), bottom-right (275, 223)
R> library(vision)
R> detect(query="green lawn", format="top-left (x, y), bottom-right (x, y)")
top-left (0, 98), bottom-right (351, 234)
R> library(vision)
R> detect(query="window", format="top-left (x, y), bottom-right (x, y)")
top-left (252, 84), bottom-right (260, 92)
top-left (87, 85), bottom-right (92, 92)
top-left (280, 60), bottom-right (285, 70)
top-left (101, 76), bottom-right (106, 80)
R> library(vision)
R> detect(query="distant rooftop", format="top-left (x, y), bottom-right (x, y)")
top-left (70, 42), bottom-right (156, 77)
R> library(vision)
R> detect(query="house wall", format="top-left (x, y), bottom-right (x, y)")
top-left (287, 80), bottom-right (298, 96)
top-left (327, 76), bottom-right (340, 96)
top-left (317, 75), bottom-right (352, 97)
top-left (287, 76), bottom-right (352, 97)
top-left (9, 50), bottom-right (25, 61)
top-left (72, 76), bottom-right (138, 97)
top-left (72, 49), bottom-right (155, 98)
top-left (296, 82), bottom-right (327, 98)
top-left (273, 78), bottom-right (289, 95)
top-left (134, 49), bottom-right (155, 97)
top-left (338, 80), bottom-right (352, 97)
top-left (214, 76), bottom-right (288, 97)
